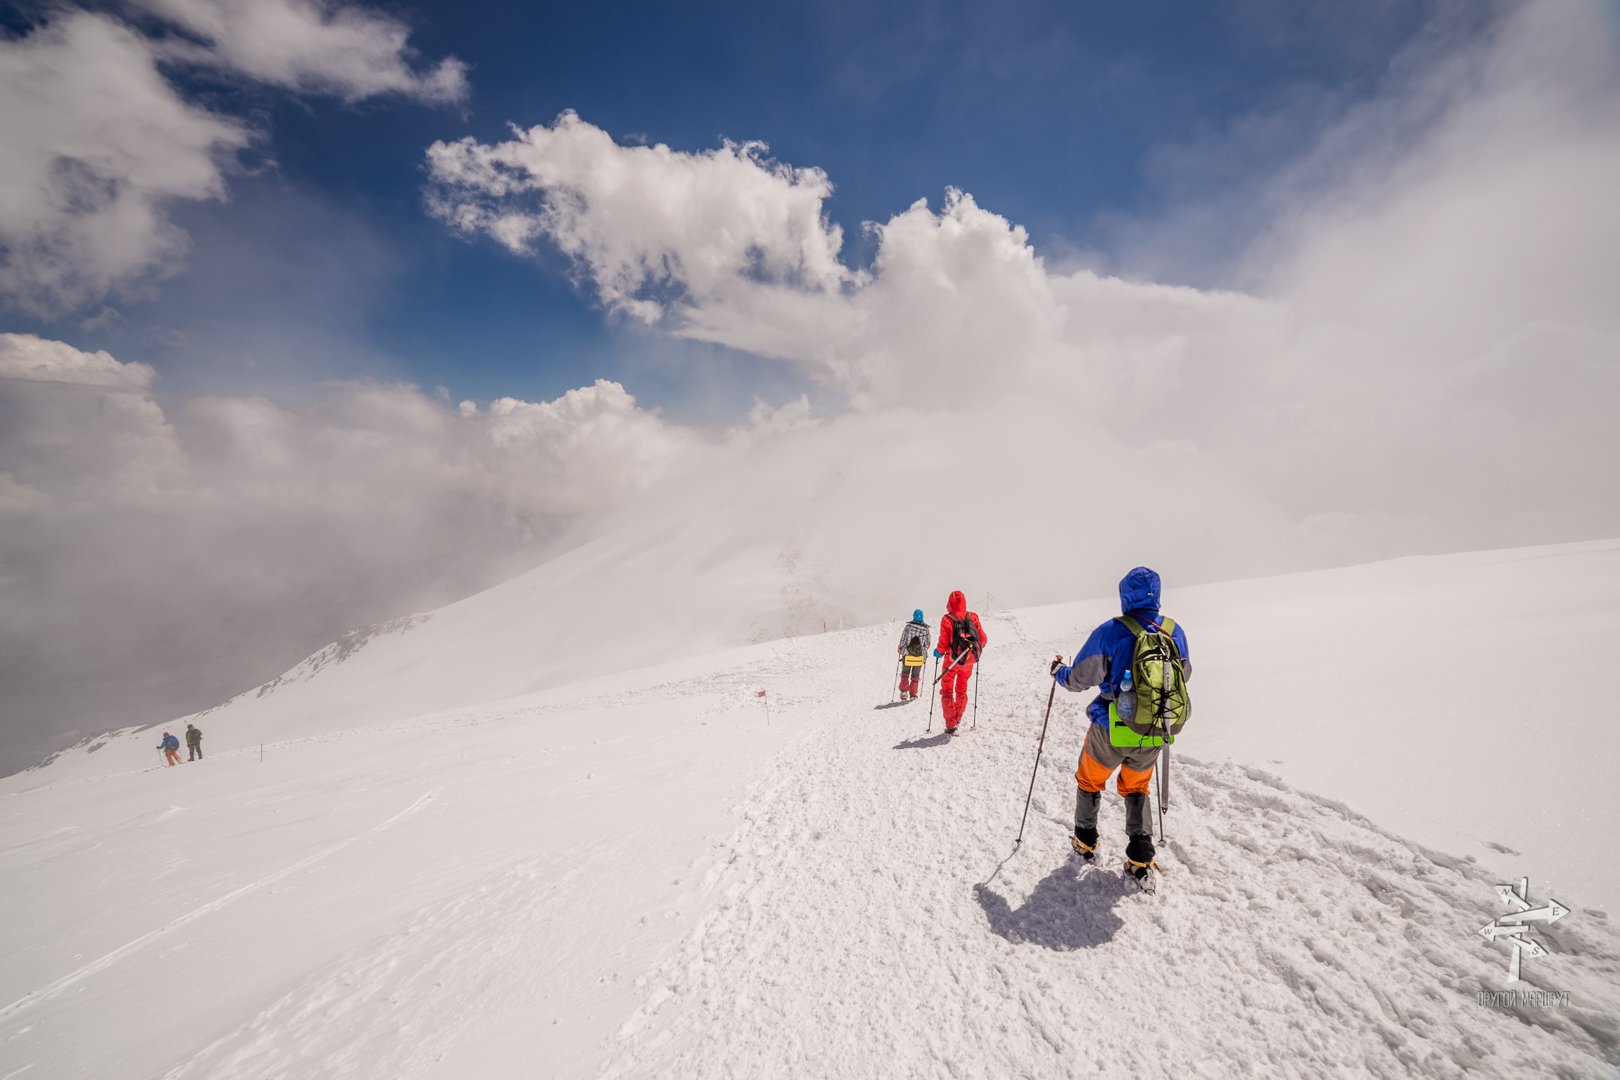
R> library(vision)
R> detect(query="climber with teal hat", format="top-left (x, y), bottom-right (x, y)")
top-left (896, 609), bottom-right (931, 701)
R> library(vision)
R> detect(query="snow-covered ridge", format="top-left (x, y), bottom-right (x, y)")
top-left (239, 614), bottom-right (435, 702)
top-left (12, 538), bottom-right (1620, 909)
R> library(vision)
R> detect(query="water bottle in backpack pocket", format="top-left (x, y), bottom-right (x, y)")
top-left (1116, 668), bottom-right (1137, 722)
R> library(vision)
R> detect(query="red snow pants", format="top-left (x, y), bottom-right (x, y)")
top-left (899, 659), bottom-right (924, 697)
top-left (940, 661), bottom-right (974, 728)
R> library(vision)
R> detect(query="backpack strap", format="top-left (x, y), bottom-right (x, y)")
top-left (1114, 615), bottom-right (1145, 635)
top-left (1116, 614), bottom-right (1173, 637)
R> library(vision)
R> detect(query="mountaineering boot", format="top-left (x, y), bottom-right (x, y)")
top-left (1124, 834), bottom-right (1156, 877)
top-left (1071, 827), bottom-right (1098, 863)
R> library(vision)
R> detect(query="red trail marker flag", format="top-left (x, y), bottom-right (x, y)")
top-left (756, 689), bottom-right (769, 725)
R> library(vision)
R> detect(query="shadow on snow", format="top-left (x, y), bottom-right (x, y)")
top-left (893, 733), bottom-right (953, 750)
top-left (974, 860), bottom-right (1128, 950)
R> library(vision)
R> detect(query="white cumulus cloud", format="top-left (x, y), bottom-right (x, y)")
top-left (135, 0), bottom-right (469, 104)
top-left (427, 110), bottom-right (850, 328)
top-left (0, 13), bottom-right (250, 316)
top-left (0, 0), bottom-right (465, 316)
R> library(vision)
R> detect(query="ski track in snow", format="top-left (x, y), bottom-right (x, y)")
top-left (158, 858), bottom-right (582, 1080)
top-left (600, 652), bottom-right (1620, 1079)
top-left (0, 787), bottom-right (443, 1025)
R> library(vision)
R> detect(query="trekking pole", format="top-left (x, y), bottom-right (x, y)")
top-left (1156, 743), bottom-right (1171, 842)
top-left (1153, 675), bottom-right (1175, 839)
top-left (971, 652), bottom-right (981, 730)
top-left (927, 656), bottom-right (938, 731)
top-left (932, 651), bottom-right (968, 685)
top-left (1015, 678), bottom-right (1060, 847)
top-left (891, 658), bottom-right (902, 703)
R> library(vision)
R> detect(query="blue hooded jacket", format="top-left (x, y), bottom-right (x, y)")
top-left (1053, 567), bottom-right (1192, 728)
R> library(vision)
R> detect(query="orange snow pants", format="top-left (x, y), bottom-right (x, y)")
top-left (1075, 722), bottom-right (1158, 795)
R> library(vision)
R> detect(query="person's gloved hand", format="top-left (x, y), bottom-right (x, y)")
top-left (933, 649), bottom-right (942, 659)
top-left (1050, 655), bottom-right (1064, 676)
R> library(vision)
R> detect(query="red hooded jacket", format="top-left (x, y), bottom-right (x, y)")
top-left (938, 590), bottom-right (987, 670)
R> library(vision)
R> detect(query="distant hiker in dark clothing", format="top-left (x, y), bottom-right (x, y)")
top-left (157, 731), bottom-right (182, 767)
top-left (185, 724), bottom-right (203, 761)
top-left (896, 609), bottom-right (931, 701)
top-left (934, 591), bottom-right (987, 734)
top-left (1051, 567), bottom-right (1190, 882)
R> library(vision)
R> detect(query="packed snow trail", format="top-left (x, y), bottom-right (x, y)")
top-left (601, 648), bottom-right (1620, 1079)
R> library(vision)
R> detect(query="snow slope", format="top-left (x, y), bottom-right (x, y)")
top-left (0, 642), bottom-right (825, 1079)
top-left (4, 542), bottom-right (1620, 1077)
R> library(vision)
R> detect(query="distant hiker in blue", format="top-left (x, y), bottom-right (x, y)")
top-left (1050, 567), bottom-right (1191, 883)
top-left (896, 609), bottom-right (930, 701)
top-left (157, 731), bottom-right (182, 767)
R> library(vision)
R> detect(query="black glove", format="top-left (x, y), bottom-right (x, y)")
top-left (1050, 656), bottom-right (1064, 676)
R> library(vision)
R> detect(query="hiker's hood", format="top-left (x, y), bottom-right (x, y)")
top-left (912, 609), bottom-right (925, 623)
top-left (1118, 567), bottom-right (1161, 615)
top-left (947, 590), bottom-right (967, 618)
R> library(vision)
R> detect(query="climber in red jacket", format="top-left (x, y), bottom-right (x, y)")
top-left (934, 590), bottom-right (987, 735)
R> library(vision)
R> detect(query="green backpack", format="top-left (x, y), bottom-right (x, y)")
top-left (1108, 615), bottom-right (1191, 748)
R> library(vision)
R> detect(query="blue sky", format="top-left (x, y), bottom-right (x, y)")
top-left (4, 0), bottom-right (1459, 415)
